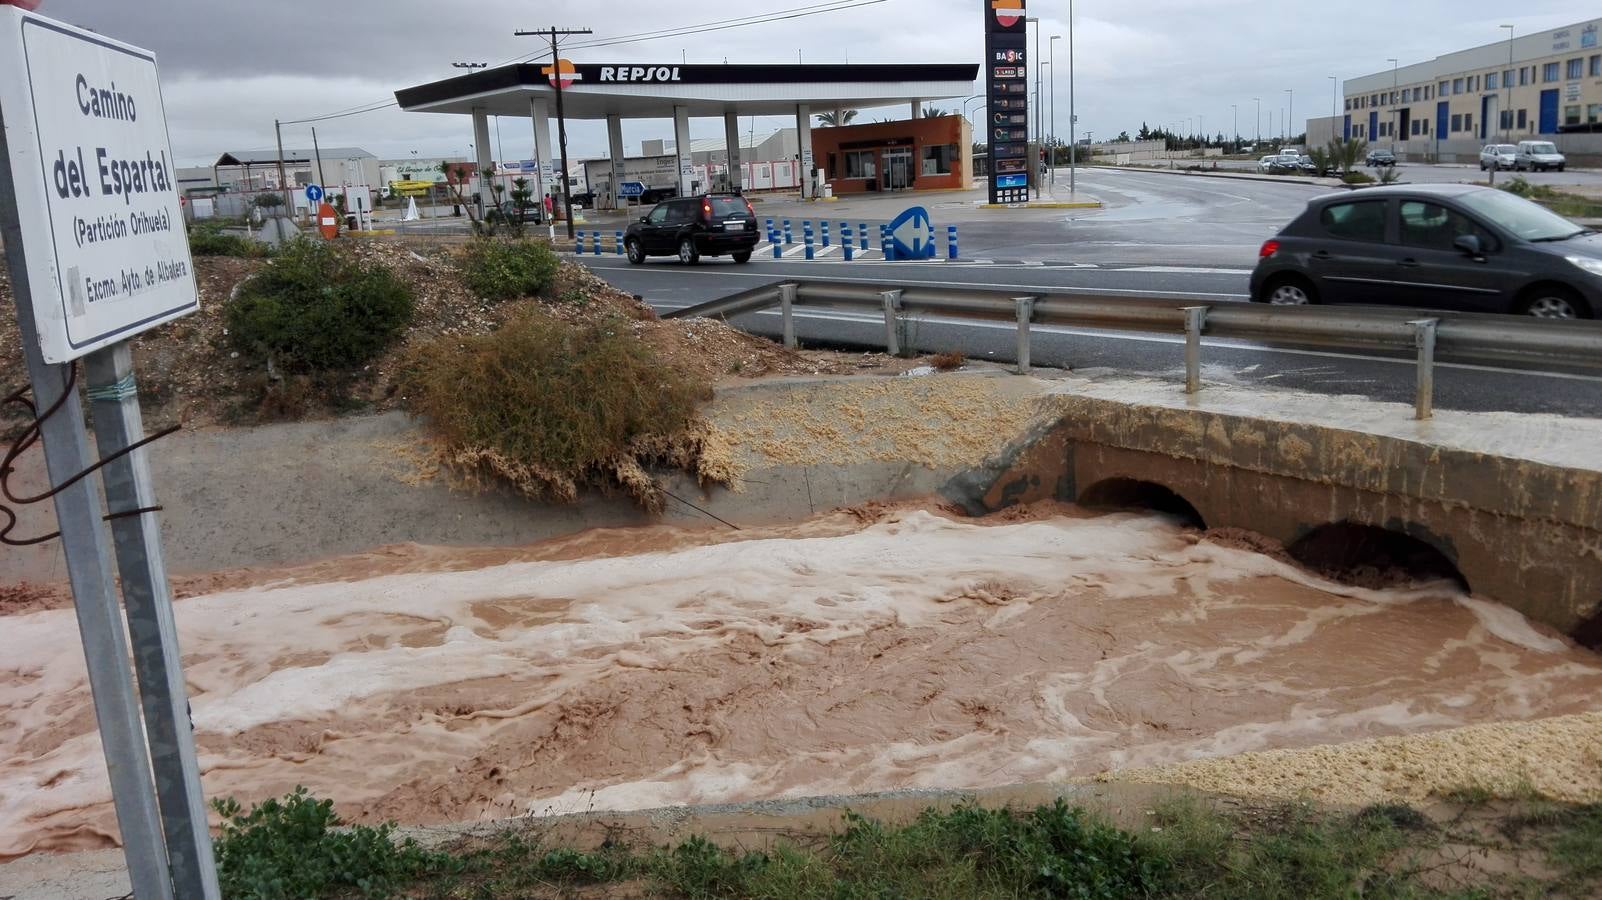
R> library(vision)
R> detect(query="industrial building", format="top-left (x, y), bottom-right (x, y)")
top-left (1341, 17), bottom-right (1602, 161)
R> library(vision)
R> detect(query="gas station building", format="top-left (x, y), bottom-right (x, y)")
top-left (394, 61), bottom-right (977, 208)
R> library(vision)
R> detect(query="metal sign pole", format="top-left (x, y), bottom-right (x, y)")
top-left (86, 343), bottom-right (221, 899)
top-left (0, 113), bottom-right (176, 900)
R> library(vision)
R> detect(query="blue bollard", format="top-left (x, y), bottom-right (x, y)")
top-left (804, 232), bottom-right (814, 260)
top-left (821, 221), bottom-right (830, 247)
top-left (803, 221), bottom-right (813, 241)
top-left (772, 235), bottom-right (782, 258)
top-left (880, 224), bottom-right (892, 261)
top-left (783, 219), bottom-right (793, 245)
top-left (766, 217), bottom-right (774, 237)
top-left (615, 230), bottom-right (624, 255)
top-left (575, 231), bottom-right (585, 254)
top-left (859, 223), bottom-right (869, 251)
top-left (947, 225), bottom-right (958, 260)
top-left (594, 232), bottom-right (603, 256)
top-left (843, 225), bottom-right (854, 261)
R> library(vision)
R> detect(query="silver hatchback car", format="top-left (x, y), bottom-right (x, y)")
top-left (1479, 144), bottom-right (1516, 170)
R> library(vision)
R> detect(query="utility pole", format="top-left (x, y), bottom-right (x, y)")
top-left (1285, 88), bottom-right (1293, 144)
top-left (273, 118), bottom-right (292, 214)
top-left (515, 26), bottom-right (592, 238)
top-left (311, 126), bottom-right (325, 189)
top-left (1501, 24), bottom-right (1515, 141)
top-left (1067, 0), bottom-right (1076, 197)
top-left (1387, 59), bottom-right (1398, 151)
top-left (1253, 97), bottom-right (1260, 147)
top-left (1050, 34), bottom-right (1060, 190)
top-left (1231, 104), bottom-right (1238, 151)
top-left (1027, 16), bottom-right (1040, 199)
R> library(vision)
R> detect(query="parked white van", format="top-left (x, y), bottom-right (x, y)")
top-left (1514, 140), bottom-right (1566, 173)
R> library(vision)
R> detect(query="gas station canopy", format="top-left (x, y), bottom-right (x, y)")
top-left (395, 63), bottom-right (979, 119)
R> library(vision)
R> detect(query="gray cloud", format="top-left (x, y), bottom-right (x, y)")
top-left (31, 0), bottom-right (1589, 165)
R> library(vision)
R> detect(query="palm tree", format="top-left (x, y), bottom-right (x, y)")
top-left (921, 105), bottom-right (946, 118)
top-left (815, 110), bottom-right (857, 126)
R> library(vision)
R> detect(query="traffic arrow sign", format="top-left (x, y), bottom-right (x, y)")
top-left (887, 206), bottom-right (934, 260)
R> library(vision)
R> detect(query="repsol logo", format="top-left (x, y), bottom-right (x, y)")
top-left (599, 66), bottom-right (682, 83)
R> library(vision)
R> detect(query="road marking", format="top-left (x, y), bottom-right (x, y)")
top-left (1119, 265), bottom-right (1253, 275)
top-left (645, 300), bottom-right (1602, 383)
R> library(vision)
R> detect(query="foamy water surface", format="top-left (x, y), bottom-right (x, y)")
top-left (3, 506), bottom-right (1599, 858)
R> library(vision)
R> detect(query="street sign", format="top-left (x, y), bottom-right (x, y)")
top-left (0, 9), bottom-right (198, 363)
top-left (316, 201), bottom-right (338, 240)
top-left (305, 183), bottom-right (324, 204)
top-left (618, 180), bottom-right (646, 198)
top-left (887, 206), bottom-right (935, 260)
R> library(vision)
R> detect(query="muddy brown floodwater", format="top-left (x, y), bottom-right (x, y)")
top-left (3, 501), bottom-right (1600, 859)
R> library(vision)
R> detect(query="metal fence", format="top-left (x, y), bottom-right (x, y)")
top-left (664, 279), bottom-right (1602, 419)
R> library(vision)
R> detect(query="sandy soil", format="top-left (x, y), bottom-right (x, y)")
top-left (3, 501), bottom-right (1599, 860)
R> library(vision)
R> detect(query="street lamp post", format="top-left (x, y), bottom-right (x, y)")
top-left (1387, 58), bottom-right (1398, 151)
top-left (1231, 104), bottom-right (1238, 152)
top-left (1253, 97), bottom-right (1260, 147)
top-left (1067, 0), bottom-right (1077, 196)
top-left (1501, 24), bottom-right (1514, 141)
top-left (1285, 88), bottom-right (1293, 144)
top-left (1027, 16), bottom-right (1041, 199)
top-left (1050, 34), bottom-right (1061, 189)
top-left (1041, 62), bottom-right (1051, 188)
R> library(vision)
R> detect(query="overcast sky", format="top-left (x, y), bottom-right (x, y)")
top-left (38, 0), bottom-right (1591, 166)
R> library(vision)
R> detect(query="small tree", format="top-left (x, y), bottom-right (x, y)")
top-left (921, 105), bottom-right (946, 118)
top-left (253, 193), bottom-right (284, 211)
top-left (815, 110), bottom-right (857, 126)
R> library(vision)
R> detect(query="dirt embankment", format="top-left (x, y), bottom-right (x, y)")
top-left (0, 243), bottom-right (917, 432)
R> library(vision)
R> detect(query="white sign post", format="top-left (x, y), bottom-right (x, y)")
top-left (0, 8), bottom-right (218, 899)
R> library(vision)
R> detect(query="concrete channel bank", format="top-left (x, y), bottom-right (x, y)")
top-left (8, 369), bottom-right (1602, 641)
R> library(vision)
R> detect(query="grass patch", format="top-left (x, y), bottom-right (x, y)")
top-left (400, 307), bottom-right (720, 510)
top-left (187, 222), bottom-right (266, 257)
top-left (211, 786), bottom-right (455, 899)
top-left (1499, 176), bottom-right (1602, 219)
top-left (226, 238), bottom-right (414, 375)
top-left (457, 239), bottom-right (561, 301)
top-left (215, 788), bottom-right (1602, 898)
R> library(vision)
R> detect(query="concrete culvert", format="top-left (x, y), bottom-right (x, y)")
top-left (1077, 478), bottom-right (1206, 529)
top-left (1287, 522), bottom-right (1469, 592)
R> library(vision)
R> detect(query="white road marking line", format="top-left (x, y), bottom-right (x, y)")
top-left (1119, 265), bottom-right (1254, 275)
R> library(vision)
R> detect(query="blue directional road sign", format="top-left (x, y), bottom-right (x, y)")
top-left (304, 184), bottom-right (324, 204)
top-left (618, 180), bottom-right (646, 198)
top-left (887, 206), bottom-right (935, 260)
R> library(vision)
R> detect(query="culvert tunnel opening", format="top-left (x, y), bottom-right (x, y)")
top-left (1077, 478), bottom-right (1207, 529)
top-left (1287, 522), bottom-right (1470, 592)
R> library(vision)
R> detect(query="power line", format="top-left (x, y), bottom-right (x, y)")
top-left (278, 0), bottom-right (888, 125)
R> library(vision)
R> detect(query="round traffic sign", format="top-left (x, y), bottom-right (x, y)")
top-left (305, 184), bottom-right (324, 203)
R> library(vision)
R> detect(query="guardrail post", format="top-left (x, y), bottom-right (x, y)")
top-left (780, 283), bottom-right (798, 349)
top-left (1181, 306), bottom-right (1208, 394)
top-left (1014, 296), bottom-right (1035, 374)
top-left (880, 289), bottom-right (903, 356)
top-left (1410, 318), bottom-right (1438, 420)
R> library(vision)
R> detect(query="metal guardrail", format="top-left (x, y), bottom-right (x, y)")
top-left (664, 279), bottom-right (1602, 419)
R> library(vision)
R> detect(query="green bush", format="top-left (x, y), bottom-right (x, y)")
top-left (458, 239), bottom-right (561, 301)
top-left (1342, 171), bottom-right (1376, 185)
top-left (187, 223), bottom-right (263, 257)
top-left (401, 308), bottom-right (715, 509)
top-left (226, 239), bottom-right (413, 373)
top-left (211, 787), bottom-right (454, 899)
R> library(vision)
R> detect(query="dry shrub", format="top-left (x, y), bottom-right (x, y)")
top-left (931, 351), bottom-right (966, 371)
top-left (401, 308), bottom-right (727, 510)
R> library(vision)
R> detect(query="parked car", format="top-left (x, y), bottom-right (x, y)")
top-left (484, 199), bottom-right (542, 225)
top-left (624, 193), bottom-right (760, 265)
top-left (1479, 144), bottom-right (1517, 171)
top-left (1514, 140), bottom-right (1566, 172)
top-left (639, 186), bottom-right (679, 204)
top-left (1250, 183), bottom-right (1601, 318)
top-left (1365, 148), bottom-right (1397, 167)
top-left (1258, 154), bottom-right (1302, 174)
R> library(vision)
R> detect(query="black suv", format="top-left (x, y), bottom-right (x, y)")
top-left (625, 194), bottom-right (759, 265)
top-left (1365, 148), bottom-right (1397, 167)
